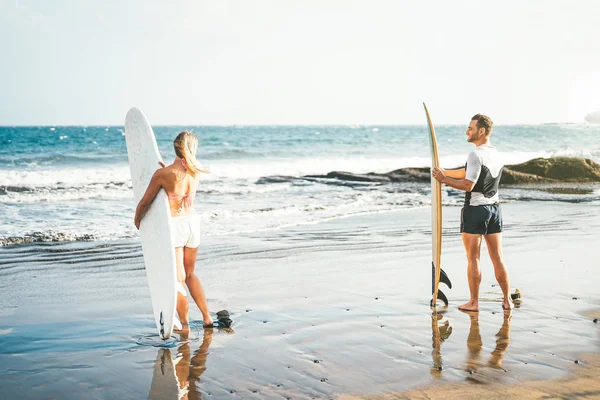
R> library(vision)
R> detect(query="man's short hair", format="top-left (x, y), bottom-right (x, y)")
top-left (471, 114), bottom-right (493, 136)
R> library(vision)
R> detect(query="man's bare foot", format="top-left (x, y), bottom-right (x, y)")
top-left (458, 301), bottom-right (479, 312)
top-left (502, 300), bottom-right (513, 311)
top-left (203, 318), bottom-right (214, 328)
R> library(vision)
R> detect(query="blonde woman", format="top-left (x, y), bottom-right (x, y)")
top-left (134, 131), bottom-right (213, 328)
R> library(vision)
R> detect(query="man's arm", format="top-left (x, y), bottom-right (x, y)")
top-left (441, 167), bottom-right (466, 179)
top-left (432, 166), bottom-right (476, 192)
top-left (432, 151), bottom-right (481, 192)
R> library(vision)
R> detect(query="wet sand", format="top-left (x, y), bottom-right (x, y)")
top-left (341, 353), bottom-right (600, 400)
top-left (0, 201), bottom-right (599, 399)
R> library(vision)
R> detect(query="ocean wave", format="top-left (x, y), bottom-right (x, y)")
top-left (0, 182), bottom-right (132, 203)
top-left (0, 166), bottom-right (132, 188)
top-left (0, 154), bottom-right (126, 167)
top-left (0, 231), bottom-right (99, 246)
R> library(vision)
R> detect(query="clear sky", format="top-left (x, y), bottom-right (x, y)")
top-left (1, 0), bottom-right (599, 125)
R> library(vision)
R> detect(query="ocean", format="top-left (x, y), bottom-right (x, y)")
top-left (1, 123), bottom-right (599, 246)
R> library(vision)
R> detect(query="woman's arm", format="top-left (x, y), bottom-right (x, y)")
top-left (134, 170), bottom-right (164, 229)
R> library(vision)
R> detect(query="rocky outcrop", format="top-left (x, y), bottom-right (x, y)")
top-left (296, 157), bottom-right (600, 185)
top-left (306, 168), bottom-right (431, 184)
top-left (504, 157), bottom-right (600, 183)
top-left (256, 157), bottom-right (600, 186)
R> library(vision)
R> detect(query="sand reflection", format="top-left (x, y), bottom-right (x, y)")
top-left (462, 310), bottom-right (512, 375)
top-left (431, 310), bottom-right (453, 376)
top-left (148, 329), bottom-right (214, 400)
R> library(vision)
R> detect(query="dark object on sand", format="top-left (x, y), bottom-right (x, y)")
top-left (511, 289), bottom-right (522, 301)
top-left (215, 310), bottom-right (233, 328)
top-left (593, 318), bottom-right (598, 323)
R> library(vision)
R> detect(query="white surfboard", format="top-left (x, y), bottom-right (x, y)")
top-left (148, 349), bottom-right (179, 399)
top-left (125, 107), bottom-right (177, 339)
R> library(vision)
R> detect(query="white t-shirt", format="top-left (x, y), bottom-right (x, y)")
top-left (464, 144), bottom-right (503, 206)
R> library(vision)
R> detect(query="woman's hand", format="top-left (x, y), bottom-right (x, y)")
top-left (134, 169), bottom-right (163, 230)
top-left (158, 161), bottom-right (166, 168)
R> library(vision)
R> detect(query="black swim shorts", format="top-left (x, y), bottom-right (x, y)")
top-left (460, 203), bottom-right (503, 235)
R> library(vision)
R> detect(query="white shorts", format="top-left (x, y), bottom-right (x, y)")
top-left (171, 214), bottom-right (201, 248)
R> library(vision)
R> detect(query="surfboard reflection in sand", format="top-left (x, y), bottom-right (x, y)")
top-left (462, 311), bottom-right (512, 377)
top-left (148, 329), bottom-right (215, 400)
top-left (431, 311), bottom-right (453, 377)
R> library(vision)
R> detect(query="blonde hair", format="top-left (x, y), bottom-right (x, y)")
top-left (173, 131), bottom-right (207, 177)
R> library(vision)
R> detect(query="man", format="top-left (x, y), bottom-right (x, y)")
top-left (432, 114), bottom-right (512, 311)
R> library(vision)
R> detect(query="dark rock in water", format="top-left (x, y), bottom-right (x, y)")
top-left (304, 168), bottom-right (431, 184)
top-left (258, 157), bottom-right (600, 187)
top-left (315, 171), bottom-right (391, 183)
top-left (385, 168), bottom-right (431, 183)
top-left (504, 157), bottom-right (600, 183)
top-left (256, 175), bottom-right (298, 184)
top-left (593, 318), bottom-right (598, 323)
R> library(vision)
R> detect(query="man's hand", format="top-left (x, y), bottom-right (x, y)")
top-left (432, 167), bottom-right (446, 183)
top-left (134, 216), bottom-right (141, 230)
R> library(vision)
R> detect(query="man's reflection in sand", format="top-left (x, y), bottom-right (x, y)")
top-left (149, 328), bottom-right (221, 400)
top-left (464, 311), bottom-right (483, 373)
top-left (489, 312), bottom-right (511, 369)
top-left (431, 310), bottom-right (453, 377)
top-left (462, 310), bottom-right (512, 374)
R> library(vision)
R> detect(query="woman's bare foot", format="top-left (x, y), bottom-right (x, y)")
top-left (202, 317), bottom-right (214, 328)
top-left (458, 300), bottom-right (479, 312)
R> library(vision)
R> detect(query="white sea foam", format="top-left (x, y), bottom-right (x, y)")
top-left (0, 149), bottom-right (594, 191)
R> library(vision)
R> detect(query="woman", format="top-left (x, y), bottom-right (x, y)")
top-left (134, 131), bottom-right (213, 328)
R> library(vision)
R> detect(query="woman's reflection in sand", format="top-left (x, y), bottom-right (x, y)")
top-left (431, 310), bottom-right (452, 377)
top-left (462, 310), bottom-right (512, 374)
top-left (174, 328), bottom-right (214, 399)
top-left (149, 328), bottom-right (220, 400)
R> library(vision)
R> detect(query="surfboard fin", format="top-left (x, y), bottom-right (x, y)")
top-left (430, 290), bottom-right (449, 307)
top-left (439, 268), bottom-right (452, 289)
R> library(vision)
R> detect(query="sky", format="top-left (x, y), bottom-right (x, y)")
top-left (1, 0), bottom-right (599, 125)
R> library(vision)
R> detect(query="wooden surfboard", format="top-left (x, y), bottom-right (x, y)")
top-left (423, 103), bottom-right (452, 307)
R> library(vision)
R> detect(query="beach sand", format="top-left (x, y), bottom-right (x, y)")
top-left (0, 201), bottom-right (599, 399)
